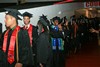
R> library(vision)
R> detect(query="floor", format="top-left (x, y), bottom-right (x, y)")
top-left (65, 40), bottom-right (100, 67)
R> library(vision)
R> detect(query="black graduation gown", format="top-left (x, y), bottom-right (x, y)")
top-left (36, 32), bottom-right (53, 67)
top-left (31, 25), bottom-right (38, 54)
top-left (50, 26), bottom-right (65, 67)
top-left (63, 25), bottom-right (72, 56)
top-left (23, 25), bottom-right (38, 54)
top-left (1, 28), bottom-right (34, 67)
top-left (50, 28), bottom-right (64, 38)
top-left (78, 23), bottom-right (87, 44)
top-left (31, 25), bottom-right (38, 67)
top-left (0, 30), bottom-right (8, 67)
top-left (0, 50), bottom-right (7, 67)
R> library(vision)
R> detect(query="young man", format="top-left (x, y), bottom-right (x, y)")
top-left (1, 8), bottom-right (33, 67)
top-left (22, 12), bottom-right (38, 66)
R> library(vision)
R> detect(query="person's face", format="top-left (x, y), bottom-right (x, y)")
top-left (23, 16), bottom-right (30, 25)
top-left (37, 22), bottom-right (43, 34)
top-left (54, 20), bottom-right (59, 26)
top-left (58, 24), bottom-right (62, 29)
top-left (65, 20), bottom-right (68, 26)
top-left (5, 15), bottom-right (14, 28)
top-left (72, 21), bottom-right (76, 24)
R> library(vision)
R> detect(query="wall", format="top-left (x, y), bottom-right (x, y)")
top-left (0, 2), bottom-right (84, 32)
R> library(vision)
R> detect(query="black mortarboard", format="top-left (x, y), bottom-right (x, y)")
top-left (4, 8), bottom-right (22, 20)
top-left (63, 16), bottom-right (68, 24)
top-left (40, 14), bottom-right (50, 26)
top-left (64, 16), bottom-right (68, 20)
top-left (38, 16), bottom-right (48, 27)
top-left (52, 16), bottom-right (61, 23)
top-left (40, 14), bottom-right (47, 20)
top-left (23, 12), bottom-right (33, 18)
top-left (72, 19), bottom-right (76, 22)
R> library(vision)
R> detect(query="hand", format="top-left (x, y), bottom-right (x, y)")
top-left (15, 63), bottom-right (22, 67)
top-left (58, 24), bottom-right (62, 31)
top-left (89, 28), bottom-right (95, 32)
top-left (40, 63), bottom-right (44, 67)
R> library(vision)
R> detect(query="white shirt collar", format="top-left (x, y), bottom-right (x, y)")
top-left (25, 23), bottom-right (30, 29)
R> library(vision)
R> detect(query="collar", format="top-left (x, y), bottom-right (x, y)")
top-left (11, 26), bottom-right (17, 30)
top-left (25, 24), bottom-right (30, 29)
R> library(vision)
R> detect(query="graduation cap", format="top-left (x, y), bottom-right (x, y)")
top-left (40, 14), bottom-right (50, 26)
top-left (22, 12), bottom-right (33, 18)
top-left (72, 19), bottom-right (76, 22)
top-left (50, 19), bottom-right (54, 25)
top-left (63, 16), bottom-right (68, 24)
top-left (38, 16), bottom-right (48, 27)
top-left (40, 14), bottom-right (47, 20)
top-left (4, 8), bottom-right (22, 20)
top-left (52, 16), bottom-right (61, 23)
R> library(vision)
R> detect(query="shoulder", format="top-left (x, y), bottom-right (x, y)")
top-left (39, 32), bottom-right (48, 38)
top-left (1, 30), bottom-right (7, 38)
top-left (30, 24), bottom-right (35, 28)
top-left (30, 24), bottom-right (38, 30)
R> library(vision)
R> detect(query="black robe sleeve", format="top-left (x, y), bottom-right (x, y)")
top-left (18, 29), bottom-right (34, 65)
top-left (0, 30), bottom-right (6, 50)
top-left (0, 30), bottom-right (8, 67)
top-left (0, 49), bottom-right (7, 67)
top-left (32, 26), bottom-right (38, 54)
top-left (32, 26), bottom-right (38, 44)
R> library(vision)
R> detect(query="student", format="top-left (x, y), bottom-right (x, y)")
top-left (22, 12), bottom-right (38, 66)
top-left (1, 8), bottom-right (33, 67)
top-left (50, 16), bottom-right (65, 67)
top-left (36, 15), bottom-right (53, 67)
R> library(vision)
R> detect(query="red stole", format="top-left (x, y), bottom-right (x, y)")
top-left (28, 24), bottom-right (33, 46)
top-left (23, 24), bottom-right (33, 46)
top-left (74, 24), bottom-right (78, 37)
top-left (2, 26), bottom-right (20, 64)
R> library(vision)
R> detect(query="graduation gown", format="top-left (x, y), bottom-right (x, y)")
top-left (50, 25), bottom-right (65, 67)
top-left (36, 31), bottom-right (53, 67)
top-left (31, 25), bottom-right (38, 54)
top-left (0, 50), bottom-right (7, 67)
top-left (63, 25), bottom-right (72, 56)
top-left (23, 24), bottom-right (38, 54)
top-left (1, 27), bottom-right (34, 67)
top-left (29, 25), bottom-right (38, 67)
top-left (23, 24), bottom-right (38, 67)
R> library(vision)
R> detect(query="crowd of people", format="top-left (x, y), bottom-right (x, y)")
top-left (0, 8), bottom-right (100, 67)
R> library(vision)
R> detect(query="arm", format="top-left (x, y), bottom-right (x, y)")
top-left (90, 28), bottom-right (99, 34)
top-left (32, 26), bottom-right (38, 55)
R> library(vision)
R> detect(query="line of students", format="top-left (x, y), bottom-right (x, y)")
top-left (0, 8), bottom-right (53, 67)
top-left (0, 8), bottom-right (100, 67)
